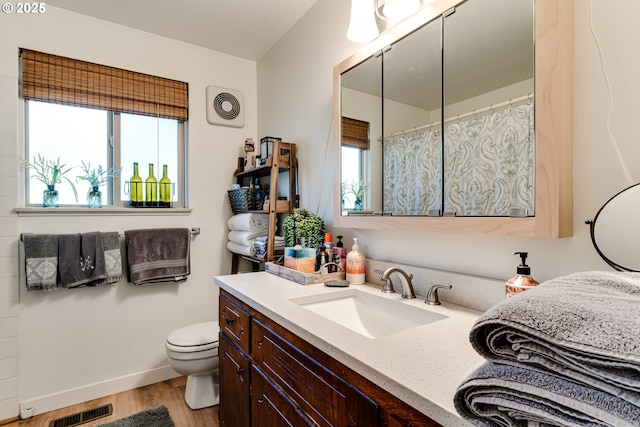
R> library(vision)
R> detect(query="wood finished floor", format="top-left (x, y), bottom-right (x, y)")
top-left (1, 376), bottom-right (219, 427)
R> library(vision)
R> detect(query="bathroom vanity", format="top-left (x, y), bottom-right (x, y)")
top-left (215, 272), bottom-right (487, 426)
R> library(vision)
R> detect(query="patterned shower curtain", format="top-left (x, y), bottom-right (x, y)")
top-left (383, 127), bottom-right (441, 216)
top-left (382, 101), bottom-right (534, 217)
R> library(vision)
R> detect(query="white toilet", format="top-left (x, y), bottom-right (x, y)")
top-left (165, 321), bottom-right (220, 409)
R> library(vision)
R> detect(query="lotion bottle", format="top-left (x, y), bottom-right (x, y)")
top-left (505, 251), bottom-right (539, 298)
top-left (346, 238), bottom-right (365, 284)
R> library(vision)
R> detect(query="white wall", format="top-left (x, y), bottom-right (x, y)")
top-left (0, 6), bottom-right (256, 419)
top-left (258, 0), bottom-right (640, 282)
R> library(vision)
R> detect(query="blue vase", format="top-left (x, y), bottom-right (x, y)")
top-left (88, 186), bottom-right (102, 208)
top-left (43, 185), bottom-right (58, 208)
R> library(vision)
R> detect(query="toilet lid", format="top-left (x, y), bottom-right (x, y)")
top-left (167, 321), bottom-right (219, 348)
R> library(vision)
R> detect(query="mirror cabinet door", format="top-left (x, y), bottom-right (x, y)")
top-left (340, 54), bottom-right (382, 215)
top-left (443, 0), bottom-right (535, 217)
top-left (382, 16), bottom-right (442, 217)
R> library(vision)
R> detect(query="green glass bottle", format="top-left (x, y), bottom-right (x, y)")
top-left (145, 163), bottom-right (157, 206)
top-left (130, 162), bottom-right (143, 207)
top-left (159, 164), bottom-right (171, 207)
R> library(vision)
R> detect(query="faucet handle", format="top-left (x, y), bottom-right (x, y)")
top-left (374, 268), bottom-right (384, 279)
top-left (425, 284), bottom-right (452, 305)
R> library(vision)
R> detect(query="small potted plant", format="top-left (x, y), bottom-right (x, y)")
top-left (76, 161), bottom-right (122, 208)
top-left (282, 208), bottom-right (325, 272)
top-left (282, 208), bottom-right (325, 250)
top-left (20, 154), bottom-right (78, 207)
top-left (349, 180), bottom-right (367, 211)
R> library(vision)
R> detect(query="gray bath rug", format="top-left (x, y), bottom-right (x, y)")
top-left (98, 405), bottom-right (174, 427)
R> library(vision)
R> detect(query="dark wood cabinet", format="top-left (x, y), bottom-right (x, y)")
top-left (218, 289), bottom-right (442, 427)
top-left (219, 333), bottom-right (251, 427)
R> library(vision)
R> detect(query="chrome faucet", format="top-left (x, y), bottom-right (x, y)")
top-left (426, 284), bottom-right (452, 305)
top-left (378, 267), bottom-right (416, 299)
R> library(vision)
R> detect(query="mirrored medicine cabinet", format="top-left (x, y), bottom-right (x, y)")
top-left (333, 0), bottom-right (573, 238)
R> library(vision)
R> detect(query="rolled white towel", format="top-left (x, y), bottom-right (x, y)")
top-left (227, 213), bottom-right (271, 231)
top-left (226, 241), bottom-right (256, 256)
top-left (228, 230), bottom-right (268, 246)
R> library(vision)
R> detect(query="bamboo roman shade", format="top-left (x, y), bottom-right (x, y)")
top-left (341, 116), bottom-right (370, 150)
top-left (20, 48), bottom-right (188, 120)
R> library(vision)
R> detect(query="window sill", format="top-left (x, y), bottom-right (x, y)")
top-left (14, 206), bottom-right (192, 217)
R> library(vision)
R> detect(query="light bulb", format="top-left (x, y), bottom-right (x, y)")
top-left (347, 0), bottom-right (379, 43)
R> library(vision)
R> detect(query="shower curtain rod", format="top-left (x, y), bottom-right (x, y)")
top-left (382, 93), bottom-right (533, 140)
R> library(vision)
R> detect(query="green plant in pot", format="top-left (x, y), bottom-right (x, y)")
top-left (20, 154), bottom-right (78, 207)
top-left (76, 161), bottom-right (122, 208)
top-left (282, 208), bottom-right (325, 250)
top-left (349, 180), bottom-right (367, 211)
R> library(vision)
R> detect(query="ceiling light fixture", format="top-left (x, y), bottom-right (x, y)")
top-left (382, 0), bottom-right (421, 23)
top-left (347, 0), bottom-right (379, 43)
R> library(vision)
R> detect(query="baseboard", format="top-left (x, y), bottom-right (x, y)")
top-left (0, 416), bottom-right (20, 426)
top-left (18, 365), bottom-right (180, 417)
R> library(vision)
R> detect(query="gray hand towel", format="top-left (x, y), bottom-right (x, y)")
top-left (469, 271), bottom-right (640, 404)
top-left (58, 232), bottom-right (108, 288)
top-left (100, 231), bottom-right (123, 285)
top-left (23, 233), bottom-right (59, 292)
top-left (454, 361), bottom-right (640, 427)
top-left (125, 228), bottom-right (190, 285)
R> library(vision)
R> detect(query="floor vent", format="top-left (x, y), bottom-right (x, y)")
top-left (48, 403), bottom-right (113, 427)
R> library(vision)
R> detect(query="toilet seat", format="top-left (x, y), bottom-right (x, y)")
top-left (166, 321), bottom-right (219, 353)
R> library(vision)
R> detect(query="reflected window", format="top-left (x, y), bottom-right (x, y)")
top-left (341, 117), bottom-right (370, 211)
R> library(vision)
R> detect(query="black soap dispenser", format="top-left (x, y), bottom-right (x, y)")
top-left (505, 252), bottom-right (539, 298)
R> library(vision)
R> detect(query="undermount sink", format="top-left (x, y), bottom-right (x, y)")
top-left (290, 287), bottom-right (447, 339)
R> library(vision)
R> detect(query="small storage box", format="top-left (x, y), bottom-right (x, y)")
top-left (265, 262), bottom-right (346, 286)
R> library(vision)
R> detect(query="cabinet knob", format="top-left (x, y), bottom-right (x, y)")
top-left (236, 367), bottom-right (245, 374)
top-left (225, 317), bottom-right (236, 326)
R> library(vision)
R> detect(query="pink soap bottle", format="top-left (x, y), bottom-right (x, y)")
top-left (505, 252), bottom-right (539, 298)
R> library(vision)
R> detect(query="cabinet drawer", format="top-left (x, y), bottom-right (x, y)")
top-left (252, 365), bottom-right (315, 427)
top-left (219, 294), bottom-right (251, 354)
top-left (252, 319), bottom-right (379, 427)
top-left (219, 333), bottom-right (251, 427)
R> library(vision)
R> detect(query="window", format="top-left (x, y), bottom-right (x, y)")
top-left (20, 49), bottom-right (188, 208)
top-left (340, 117), bottom-right (370, 210)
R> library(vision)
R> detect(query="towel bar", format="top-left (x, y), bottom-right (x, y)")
top-left (118, 228), bottom-right (200, 239)
top-left (20, 228), bottom-right (201, 241)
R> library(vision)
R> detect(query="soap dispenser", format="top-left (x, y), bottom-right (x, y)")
top-left (505, 251), bottom-right (539, 298)
top-left (346, 238), bottom-right (365, 285)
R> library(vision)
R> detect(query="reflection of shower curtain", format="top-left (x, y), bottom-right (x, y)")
top-left (382, 101), bottom-right (534, 217)
top-left (383, 128), bottom-right (441, 215)
top-left (444, 102), bottom-right (534, 216)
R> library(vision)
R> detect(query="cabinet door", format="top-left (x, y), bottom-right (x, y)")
top-left (220, 294), bottom-right (251, 354)
top-left (252, 319), bottom-right (379, 426)
top-left (219, 333), bottom-right (251, 427)
top-left (252, 365), bottom-right (315, 427)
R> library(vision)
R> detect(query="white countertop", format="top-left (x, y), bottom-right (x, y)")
top-left (214, 272), bottom-right (483, 427)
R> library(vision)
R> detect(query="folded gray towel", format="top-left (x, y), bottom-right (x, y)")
top-left (101, 231), bottom-right (123, 285)
top-left (125, 228), bottom-right (190, 285)
top-left (469, 271), bottom-right (640, 404)
top-left (23, 233), bottom-right (59, 292)
top-left (454, 361), bottom-right (640, 427)
top-left (58, 232), bottom-right (108, 288)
